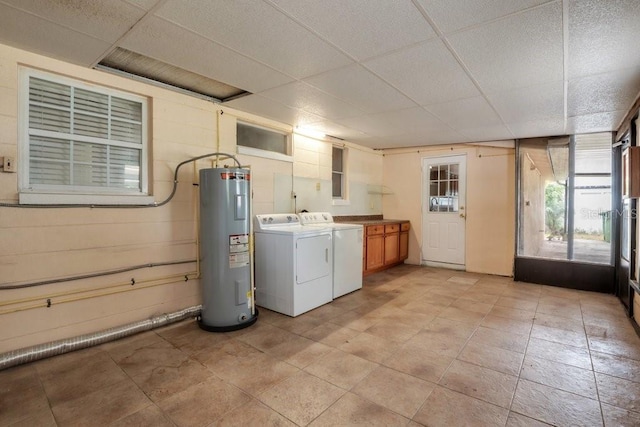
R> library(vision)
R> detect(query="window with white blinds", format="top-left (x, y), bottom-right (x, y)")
top-left (21, 70), bottom-right (148, 199)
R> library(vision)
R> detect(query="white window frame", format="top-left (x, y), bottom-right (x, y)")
top-left (332, 145), bottom-right (349, 205)
top-left (18, 68), bottom-right (152, 205)
top-left (236, 120), bottom-right (293, 163)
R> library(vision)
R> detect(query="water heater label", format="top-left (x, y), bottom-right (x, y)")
top-left (229, 234), bottom-right (250, 268)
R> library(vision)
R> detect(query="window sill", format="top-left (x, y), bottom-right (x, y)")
top-left (19, 192), bottom-right (156, 206)
top-left (332, 199), bottom-right (350, 206)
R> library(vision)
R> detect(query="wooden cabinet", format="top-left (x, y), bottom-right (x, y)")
top-left (365, 225), bottom-right (385, 271)
top-left (399, 222), bottom-right (410, 260)
top-left (363, 221), bottom-right (409, 275)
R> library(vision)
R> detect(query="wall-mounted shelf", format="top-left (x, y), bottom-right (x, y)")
top-left (367, 184), bottom-right (394, 195)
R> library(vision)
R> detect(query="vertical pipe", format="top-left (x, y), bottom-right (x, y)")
top-left (567, 135), bottom-right (575, 260)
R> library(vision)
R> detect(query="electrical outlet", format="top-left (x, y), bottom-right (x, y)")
top-left (4, 156), bottom-right (16, 173)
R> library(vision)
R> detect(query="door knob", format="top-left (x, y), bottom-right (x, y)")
top-left (459, 213), bottom-right (466, 218)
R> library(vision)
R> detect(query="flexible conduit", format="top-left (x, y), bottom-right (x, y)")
top-left (0, 305), bottom-right (201, 371)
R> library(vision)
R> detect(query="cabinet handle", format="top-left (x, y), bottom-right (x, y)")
top-left (326, 248), bottom-right (329, 263)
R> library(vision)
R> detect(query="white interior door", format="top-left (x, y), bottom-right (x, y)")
top-left (422, 155), bottom-right (466, 267)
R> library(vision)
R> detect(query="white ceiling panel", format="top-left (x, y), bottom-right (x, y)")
top-left (568, 0), bottom-right (640, 79)
top-left (568, 68), bottom-right (640, 117)
top-left (304, 64), bottom-right (415, 114)
top-left (417, 0), bottom-right (552, 34)
top-left (425, 96), bottom-right (503, 129)
top-left (447, 1), bottom-right (563, 93)
top-left (364, 39), bottom-right (479, 106)
top-left (223, 94), bottom-right (325, 127)
top-left (388, 130), bottom-right (469, 147)
top-left (507, 117), bottom-right (566, 139)
top-left (155, 0), bottom-right (352, 79)
top-left (488, 81), bottom-right (564, 124)
top-left (300, 120), bottom-right (369, 141)
top-left (267, 0), bottom-right (436, 60)
top-left (566, 111), bottom-right (627, 135)
top-left (258, 81), bottom-right (365, 120)
top-left (458, 124), bottom-right (515, 142)
top-left (0, 3), bottom-right (112, 66)
top-left (337, 107), bottom-right (450, 137)
top-left (121, 17), bottom-right (293, 93)
top-left (1, 0), bottom-right (147, 44)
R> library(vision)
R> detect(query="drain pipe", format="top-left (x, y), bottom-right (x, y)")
top-left (0, 305), bottom-right (201, 371)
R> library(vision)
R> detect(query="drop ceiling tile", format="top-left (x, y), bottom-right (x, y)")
top-left (300, 120), bottom-right (369, 141)
top-left (386, 130), bottom-right (469, 147)
top-left (425, 96), bottom-right (503, 129)
top-left (223, 94), bottom-right (325, 127)
top-left (446, 1), bottom-right (563, 93)
top-left (337, 107), bottom-right (448, 137)
top-left (568, 0), bottom-right (640, 79)
top-left (304, 64), bottom-right (415, 114)
top-left (487, 81), bottom-right (564, 124)
top-left (258, 81), bottom-right (366, 120)
top-left (268, 0), bottom-right (436, 60)
top-left (507, 117), bottom-right (566, 139)
top-left (566, 111), bottom-right (626, 135)
top-left (1, 0), bottom-right (146, 43)
top-left (417, 0), bottom-right (551, 34)
top-left (121, 17), bottom-right (293, 93)
top-left (568, 68), bottom-right (640, 117)
top-left (155, 0), bottom-right (352, 79)
top-left (0, 3), bottom-right (111, 66)
top-left (458, 124), bottom-right (514, 142)
top-left (364, 39), bottom-right (479, 106)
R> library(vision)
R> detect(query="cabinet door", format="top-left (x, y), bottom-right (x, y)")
top-left (399, 231), bottom-right (409, 260)
top-left (366, 234), bottom-right (385, 270)
top-left (384, 232), bottom-right (399, 264)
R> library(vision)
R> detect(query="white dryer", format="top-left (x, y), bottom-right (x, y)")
top-left (299, 212), bottom-right (363, 298)
top-left (254, 213), bottom-right (333, 316)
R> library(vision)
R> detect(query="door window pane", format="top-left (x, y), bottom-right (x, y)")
top-left (429, 163), bottom-right (459, 212)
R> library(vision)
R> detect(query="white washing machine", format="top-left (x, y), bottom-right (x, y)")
top-left (254, 213), bottom-right (333, 316)
top-left (299, 212), bottom-right (363, 298)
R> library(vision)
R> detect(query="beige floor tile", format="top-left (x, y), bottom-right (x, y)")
top-left (113, 341), bottom-right (190, 378)
top-left (511, 379), bottom-right (603, 427)
top-left (438, 305), bottom-right (487, 325)
top-left (418, 291), bottom-right (457, 307)
top-left (268, 312), bottom-right (324, 335)
top-left (450, 298), bottom-right (494, 314)
top-left (258, 370), bottom-right (344, 425)
top-left (526, 337), bottom-right (592, 370)
top-left (101, 331), bottom-right (169, 362)
top-left (533, 312), bottom-right (585, 333)
top-left (601, 403), bottom-right (640, 427)
top-left (39, 350), bottom-right (128, 406)
top-left (266, 334), bottom-right (333, 368)
top-left (495, 296), bottom-right (539, 312)
top-left (309, 392), bottom-right (409, 426)
top-left (595, 372), bottom-right (640, 413)
top-left (338, 331), bottom-right (397, 363)
top-left (425, 316), bottom-right (478, 340)
top-left (587, 335), bottom-right (640, 361)
top-left (520, 356), bottom-right (597, 399)
top-left (458, 341), bottom-right (524, 376)
top-left (159, 377), bottom-right (250, 425)
top-left (404, 328), bottom-right (469, 358)
top-left (439, 359), bottom-right (518, 408)
top-left (330, 309), bottom-right (381, 331)
top-left (351, 365), bottom-right (435, 418)
top-left (216, 398), bottom-right (297, 426)
top-left (131, 358), bottom-right (213, 403)
top-left (481, 314), bottom-right (533, 335)
top-left (109, 404), bottom-right (175, 427)
top-left (530, 323), bottom-right (588, 349)
top-left (468, 326), bottom-right (529, 354)
top-left (382, 342), bottom-right (454, 383)
top-left (399, 299), bottom-right (447, 316)
top-left (413, 385), bottom-right (509, 427)
top-left (381, 307), bottom-right (438, 328)
top-left (489, 305), bottom-right (537, 322)
top-left (304, 348), bottom-right (378, 390)
top-left (447, 275), bottom-right (479, 286)
top-left (0, 366), bottom-right (50, 426)
top-left (458, 290), bottom-right (501, 305)
top-left (302, 322), bottom-right (361, 347)
top-left (52, 379), bottom-right (152, 426)
top-left (235, 323), bottom-right (298, 352)
top-left (156, 320), bottom-right (231, 355)
top-left (506, 411), bottom-right (552, 426)
top-left (591, 350), bottom-right (640, 383)
top-left (364, 321), bottom-right (421, 343)
top-left (537, 298), bottom-right (583, 321)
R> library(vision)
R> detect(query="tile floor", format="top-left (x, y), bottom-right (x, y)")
top-left (2, 265), bottom-right (640, 426)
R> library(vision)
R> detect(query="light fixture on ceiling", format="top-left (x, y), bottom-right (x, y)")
top-left (96, 47), bottom-right (250, 102)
